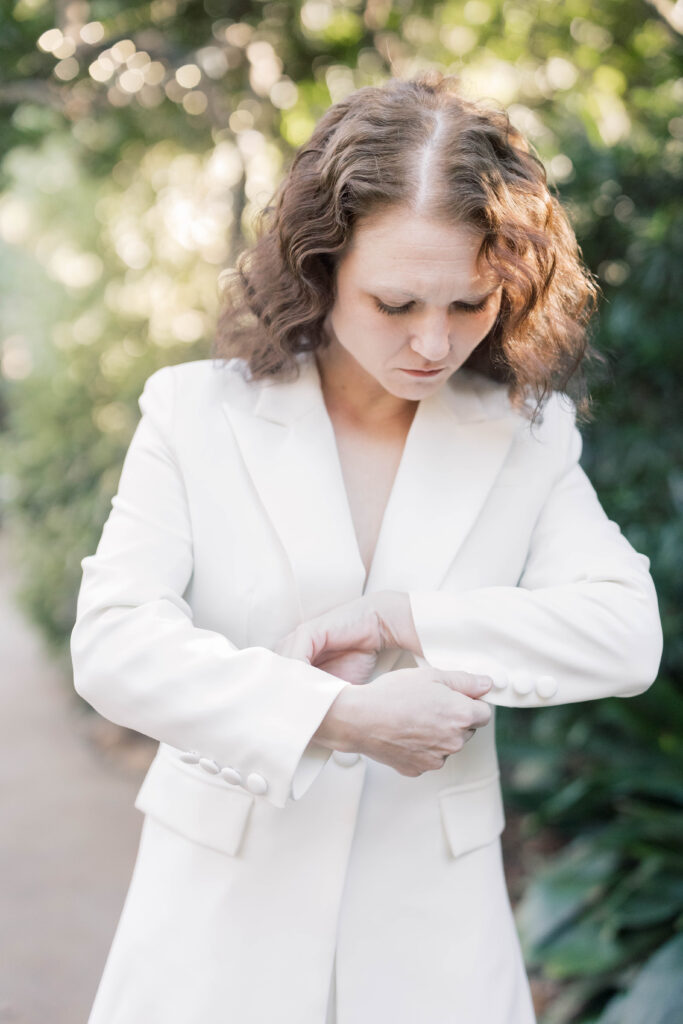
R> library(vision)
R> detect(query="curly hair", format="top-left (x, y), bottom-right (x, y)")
top-left (213, 70), bottom-right (601, 422)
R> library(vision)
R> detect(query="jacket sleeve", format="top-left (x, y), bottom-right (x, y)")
top-left (70, 366), bottom-right (347, 809)
top-left (408, 401), bottom-right (663, 707)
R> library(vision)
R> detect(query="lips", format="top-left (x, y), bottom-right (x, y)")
top-left (401, 367), bottom-right (444, 376)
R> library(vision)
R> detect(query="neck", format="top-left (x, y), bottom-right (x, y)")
top-left (314, 341), bottom-right (417, 430)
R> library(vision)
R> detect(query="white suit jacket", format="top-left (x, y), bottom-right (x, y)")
top-left (70, 354), bottom-right (662, 1023)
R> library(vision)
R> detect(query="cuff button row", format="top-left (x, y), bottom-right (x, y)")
top-left (506, 670), bottom-right (558, 699)
top-left (245, 772), bottom-right (268, 795)
top-left (179, 751), bottom-right (201, 764)
top-left (510, 671), bottom-right (534, 696)
top-left (178, 752), bottom-right (268, 795)
top-left (476, 667), bottom-right (558, 700)
top-left (536, 675), bottom-right (558, 699)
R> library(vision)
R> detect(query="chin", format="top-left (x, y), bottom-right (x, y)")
top-left (386, 378), bottom-right (443, 400)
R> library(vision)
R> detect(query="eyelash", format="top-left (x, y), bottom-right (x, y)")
top-left (374, 298), bottom-right (490, 316)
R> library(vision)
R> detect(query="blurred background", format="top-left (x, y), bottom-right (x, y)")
top-left (0, 1), bottom-right (681, 1022)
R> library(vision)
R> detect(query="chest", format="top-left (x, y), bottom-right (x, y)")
top-left (329, 412), bottom-right (415, 580)
top-left (187, 374), bottom-right (542, 644)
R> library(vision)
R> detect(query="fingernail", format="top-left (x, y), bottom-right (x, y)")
top-left (477, 676), bottom-right (492, 691)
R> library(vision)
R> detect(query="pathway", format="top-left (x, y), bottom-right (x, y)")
top-left (0, 529), bottom-right (155, 1024)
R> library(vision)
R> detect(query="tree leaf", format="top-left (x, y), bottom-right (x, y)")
top-left (541, 917), bottom-right (625, 979)
top-left (516, 841), bottom-right (618, 953)
top-left (596, 932), bottom-right (683, 1023)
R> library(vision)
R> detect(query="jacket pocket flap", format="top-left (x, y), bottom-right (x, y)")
top-left (438, 773), bottom-right (505, 858)
top-left (134, 747), bottom-right (254, 857)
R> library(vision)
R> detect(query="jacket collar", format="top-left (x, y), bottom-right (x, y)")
top-left (221, 352), bottom-right (520, 622)
top-left (248, 350), bottom-right (513, 427)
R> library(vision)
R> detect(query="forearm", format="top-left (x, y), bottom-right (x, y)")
top-left (409, 576), bottom-right (662, 705)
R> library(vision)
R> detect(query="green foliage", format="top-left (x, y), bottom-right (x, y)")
top-left (0, 1), bottom-right (681, 1020)
top-left (598, 932), bottom-right (683, 1024)
top-left (497, 682), bottom-right (683, 1021)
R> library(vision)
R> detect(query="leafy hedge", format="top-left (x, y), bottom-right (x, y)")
top-left (498, 679), bottom-right (683, 1021)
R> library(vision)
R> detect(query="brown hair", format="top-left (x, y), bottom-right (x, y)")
top-left (213, 70), bottom-right (601, 422)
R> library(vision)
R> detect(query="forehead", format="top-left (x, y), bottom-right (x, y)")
top-left (343, 208), bottom-right (491, 287)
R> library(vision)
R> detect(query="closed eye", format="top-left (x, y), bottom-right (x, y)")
top-left (374, 298), bottom-right (490, 316)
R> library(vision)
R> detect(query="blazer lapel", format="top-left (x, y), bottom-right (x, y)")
top-left (221, 354), bottom-right (520, 627)
top-left (364, 372), bottom-right (520, 597)
top-left (221, 355), bottom-right (366, 622)
top-left (363, 371), bottom-right (520, 677)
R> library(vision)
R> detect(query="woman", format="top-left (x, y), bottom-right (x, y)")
top-left (71, 73), bottom-right (663, 1023)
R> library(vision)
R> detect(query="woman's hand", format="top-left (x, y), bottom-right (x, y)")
top-left (273, 595), bottom-right (391, 685)
top-left (273, 591), bottom-right (424, 685)
top-left (313, 667), bottom-right (493, 775)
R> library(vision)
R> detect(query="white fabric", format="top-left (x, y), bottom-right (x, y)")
top-left (325, 954), bottom-right (336, 1024)
top-left (71, 355), bottom-right (662, 1023)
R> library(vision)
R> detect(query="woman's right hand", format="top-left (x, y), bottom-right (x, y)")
top-left (313, 667), bottom-right (493, 777)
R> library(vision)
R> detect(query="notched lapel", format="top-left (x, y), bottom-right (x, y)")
top-left (364, 372), bottom-right (521, 596)
top-left (220, 356), bottom-right (520, 631)
top-left (220, 357), bottom-right (367, 622)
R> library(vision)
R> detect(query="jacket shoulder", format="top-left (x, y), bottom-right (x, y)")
top-left (141, 357), bottom-right (256, 413)
top-left (448, 369), bottom-right (576, 440)
top-left (530, 390), bottom-right (579, 448)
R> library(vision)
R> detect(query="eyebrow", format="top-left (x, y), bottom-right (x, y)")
top-left (371, 284), bottom-right (499, 303)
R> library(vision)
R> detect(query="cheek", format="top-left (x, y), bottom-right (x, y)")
top-left (332, 305), bottom-right (395, 365)
top-left (458, 311), bottom-right (497, 349)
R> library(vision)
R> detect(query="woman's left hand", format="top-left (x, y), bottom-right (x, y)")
top-left (273, 593), bottom-right (408, 685)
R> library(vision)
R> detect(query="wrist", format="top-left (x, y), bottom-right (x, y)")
top-left (312, 684), bottom-right (369, 753)
top-left (371, 590), bottom-right (424, 657)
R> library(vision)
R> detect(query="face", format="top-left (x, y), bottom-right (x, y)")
top-left (321, 206), bottom-right (502, 402)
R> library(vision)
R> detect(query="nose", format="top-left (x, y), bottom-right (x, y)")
top-left (409, 312), bottom-right (451, 364)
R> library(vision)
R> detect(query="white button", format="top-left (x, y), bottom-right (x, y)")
top-left (179, 750), bottom-right (200, 764)
top-left (245, 772), bottom-right (268, 795)
top-left (220, 766), bottom-right (242, 785)
top-left (473, 659), bottom-right (507, 690)
top-left (536, 675), bottom-right (558, 699)
top-left (333, 751), bottom-right (360, 767)
top-left (198, 757), bottom-right (221, 775)
top-left (511, 671), bottom-right (534, 696)
top-left (491, 668), bottom-right (509, 691)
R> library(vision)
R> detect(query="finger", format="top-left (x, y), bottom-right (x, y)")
top-left (274, 628), bottom-right (314, 663)
top-left (435, 670), bottom-right (493, 699)
top-left (463, 727), bottom-right (477, 744)
top-left (468, 699), bottom-right (493, 729)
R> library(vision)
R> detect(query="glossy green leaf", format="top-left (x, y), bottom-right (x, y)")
top-left (516, 842), bottom-right (618, 952)
top-left (597, 932), bottom-right (683, 1024)
top-left (540, 917), bottom-right (625, 979)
